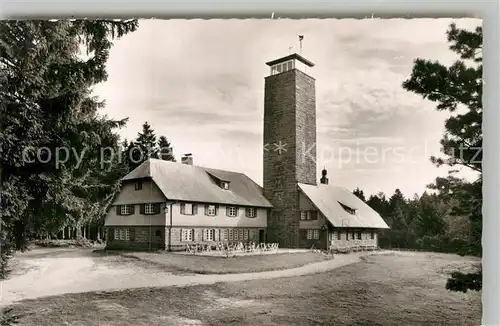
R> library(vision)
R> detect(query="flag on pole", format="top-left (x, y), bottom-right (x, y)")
top-left (298, 35), bottom-right (304, 41)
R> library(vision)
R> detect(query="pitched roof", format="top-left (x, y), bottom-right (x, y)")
top-left (121, 159), bottom-right (273, 208)
top-left (298, 183), bottom-right (390, 229)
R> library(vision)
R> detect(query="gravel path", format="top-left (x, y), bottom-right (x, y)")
top-left (0, 247), bottom-right (376, 307)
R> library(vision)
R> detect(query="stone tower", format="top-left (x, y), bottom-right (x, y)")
top-left (263, 53), bottom-right (317, 248)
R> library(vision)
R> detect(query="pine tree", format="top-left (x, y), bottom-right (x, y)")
top-left (402, 23), bottom-right (482, 292)
top-left (158, 135), bottom-right (176, 162)
top-left (135, 122), bottom-right (159, 162)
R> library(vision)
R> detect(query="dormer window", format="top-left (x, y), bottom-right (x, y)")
top-left (221, 181), bottom-right (230, 190)
top-left (338, 202), bottom-right (356, 215)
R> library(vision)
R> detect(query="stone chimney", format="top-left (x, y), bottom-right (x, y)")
top-left (320, 168), bottom-right (328, 185)
top-left (181, 153), bottom-right (193, 165)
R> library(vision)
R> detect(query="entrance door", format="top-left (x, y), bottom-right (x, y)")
top-left (259, 229), bottom-right (265, 244)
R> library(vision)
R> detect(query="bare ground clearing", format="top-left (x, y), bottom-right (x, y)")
top-left (4, 250), bottom-right (480, 326)
top-left (1, 247), bottom-right (357, 307)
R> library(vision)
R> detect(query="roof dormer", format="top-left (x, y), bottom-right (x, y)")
top-left (206, 171), bottom-right (231, 190)
top-left (338, 201), bottom-right (356, 215)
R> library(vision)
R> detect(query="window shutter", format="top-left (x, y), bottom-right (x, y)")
top-left (204, 205), bottom-right (209, 215)
top-left (180, 203), bottom-right (185, 214)
top-left (226, 207), bottom-right (230, 216)
top-left (215, 205), bottom-right (219, 215)
top-left (245, 208), bottom-right (249, 217)
top-left (235, 207), bottom-right (239, 216)
top-left (180, 228), bottom-right (183, 240)
top-left (116, 206), bottom-right (121, 215)
top-left (139, 204), bottom-right (145, 215)
top-left (155, 203), bottom-right (161, 214)
top-left (300, 229), bottom-right (307, 240)
top-left (254, 209), bottom-right (258, 217)
top-left (129, 204), bottom-right (135, 215)
top-left (129, 228), bottom-right (135, 241)
top-left (193, 204), bottom-right (198, 215)
top-left (108, 228), bottom-right (114, 240)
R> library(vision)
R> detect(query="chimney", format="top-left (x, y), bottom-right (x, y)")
top-left (181, 153), bottom-right (193, 165)
top-left (320, 168), bottom-right (328, 185)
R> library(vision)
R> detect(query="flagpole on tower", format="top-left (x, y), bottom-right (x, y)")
top-left (298, 35), bottom-right (304, 55)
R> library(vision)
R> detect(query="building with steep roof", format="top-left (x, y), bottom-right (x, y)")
top-left (104, 53), bottom-right (389, 251)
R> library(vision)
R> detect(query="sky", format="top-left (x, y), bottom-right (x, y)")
top-left (93, 18), bottom-right (481, 198)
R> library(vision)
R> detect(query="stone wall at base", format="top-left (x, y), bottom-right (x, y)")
top-left (105, 226), bottom-right (165, 251)
top-left (328, 229), bottom-right (378, 250)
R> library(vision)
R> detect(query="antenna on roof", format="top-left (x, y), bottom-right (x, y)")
top-left (298, 35), bottom-right (304, 55)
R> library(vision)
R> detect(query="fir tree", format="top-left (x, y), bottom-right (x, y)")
top-left (158, 135), bottom-right (176, 162)
top-left (135, 122), bottom-right (159, 162)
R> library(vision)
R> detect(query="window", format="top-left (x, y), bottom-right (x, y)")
top-left (282, 62), bottom-right (288, 72)
top-left (370, 231), bottom-right (375, 240)
top-left (335, 230), bottom-right (341, 240)
top-left (245, 207), bottom-right (256, 218)
top-left (155, 230), bottom-right (162, 237)
top-left (357, 231), bottom-right (362, 240)
top-left (338, 202), bottom-right (356, 215)
top-left (204, 229), bottom-right (215, 241)
top-left (222, 229), bottom-right (228, 241)
top-left (238, 229), bottom-right (244, 241)
top-left (205, 204), bottom-right (217, 216)
top-left (120, 205), bottom-right (133, 215)
top-left (243, 229), bottom-right (249, 241)
top-left (145, 203), bottom-right (155, 215)
top-left (306, 229), bottom-right (320, 240)
top-left (276, 64), bottom-right (282, 73)
top-left (114, 228), bottom-right (130, 241)
top-left (221, 181), bottom-right (230, 190)
top-left (300, 210), bottom-right (318, 220)
top-left (181, 203), bottom-right (194, 215)
top-left (287, 61), bottom-right (293, 70)
top-left (228, 229), bottom-right (234, 241)
top-left (135, 180), bottom-right (142, 190)
top-left (181, 229), bottom-right (194, 242)
top-left (227, 206), bottom-right (238, 217)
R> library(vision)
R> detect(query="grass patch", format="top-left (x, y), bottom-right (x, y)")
top-left (117, 251), bottom-right (333, 274)
top-left (7, 252), bottom-right (480, 326)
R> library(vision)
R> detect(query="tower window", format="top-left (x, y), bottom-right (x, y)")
top-left (135, 180), bottom-right (142, 190)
